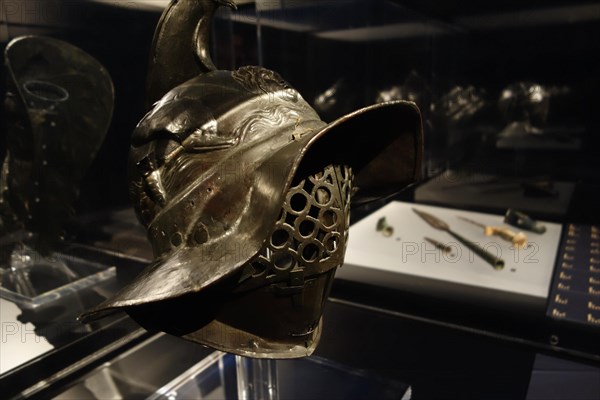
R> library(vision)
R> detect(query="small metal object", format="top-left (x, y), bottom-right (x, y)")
top-left (375, 71), bottom-right (430, 109)
top-left (458, 216), bottom-right (528, 249)
top-left (504, 209), bottom-right (546, 234)
top-left (559, 271), bottom-right (572, 280)
top-left (376, 217), bottom-right (394, 237)
top-left (424, 237), bottom-right (454, 255)
top-left (434, 85), bottom-right (486, 123)
top-left (412, 208), bottom-right (505, 270)
top-left (498, 82), bottom-right (550, 133)
top-left (313, 78), bottom-right (358, 122)
top-left (558, 282), bottom-right (570, 291)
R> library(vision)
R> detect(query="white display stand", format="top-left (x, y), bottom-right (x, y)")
top-left (0, 298), bottom-right (53, 374)
top-left (338, 201), bottom-right (562, 300)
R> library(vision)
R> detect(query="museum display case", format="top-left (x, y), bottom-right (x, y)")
top-left (1, 1), bottom-right (599, 399)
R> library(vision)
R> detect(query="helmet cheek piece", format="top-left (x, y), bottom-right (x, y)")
top-left (125, 164), bottom-right (353, 358)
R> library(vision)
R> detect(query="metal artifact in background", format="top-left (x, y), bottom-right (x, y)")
top-left (1, 36), bottom-right (114, 255)
top-left (496, 82), bottom-right (579, 148)
top-left (498, 82), bottom-right (550, 134)
top-left (504, 209), bottom-right (547, 234)
top-left (0, 36), bottom-right (113, 308)
top-left (457, 216), bottom-right (528, 249)
top-left (413, 208), bottom-right (505, 270)
top-left (376, 217), bottom-right (394, 237)
top-left (313, 78), bottom-right (359, 122)
top-left (80, 0), bottom-right (424, 359)
top-left (375, 70), bottom-right (431, 108)
top-left (432, 85), bottom-right (486, 124)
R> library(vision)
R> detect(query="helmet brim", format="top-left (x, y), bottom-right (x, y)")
top-left (79, 100), bottom-right (422, 323)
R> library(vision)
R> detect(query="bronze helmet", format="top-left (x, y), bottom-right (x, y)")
top-left (81, 0), bottom-right (423, 359)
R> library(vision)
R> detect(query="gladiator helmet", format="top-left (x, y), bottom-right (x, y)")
top-left (81, 0), bottom-right (423, 359)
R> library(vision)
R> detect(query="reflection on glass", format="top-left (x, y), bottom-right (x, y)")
top-left (1, 36), bottom-right (114, 306)
top-left (151, 352), bottom-right (410, 400)
top-left (0, 35), bottom-right (116, 374)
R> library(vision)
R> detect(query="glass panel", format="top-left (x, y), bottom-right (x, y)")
top-left (152, 352), bottom-right (410, 400)
top-left (1, 246), bottom-right (116, 309)
top-left (0, 243), bottom-right (135, 375)
top-left (54, 333), bottom-right (215, 400)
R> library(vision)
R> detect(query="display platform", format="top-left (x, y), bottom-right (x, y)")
top-left (0, 246), bottom-right (116, 309)
top-left (152, 352), bottom-right (409, 400)
top-left (0, 298), bottom-right (54, 374)
top-left (54, 332), bottom-right (409, 400)
top-left (0, 243), bottom-right (121, 375)
top-left (0, 242), bottom-right (149, 395)
top-left (338, 201), bottom-right (562, 307)
top-left (414, 171), bottom-right (575, 217)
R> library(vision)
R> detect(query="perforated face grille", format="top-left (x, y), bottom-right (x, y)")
top-left (236, 164), bottom-right (352, 292)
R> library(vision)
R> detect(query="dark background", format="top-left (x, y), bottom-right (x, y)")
top-left (1, 2), bottom-right (599, 398)
top-left (1, 0), bottom-right (599, 220)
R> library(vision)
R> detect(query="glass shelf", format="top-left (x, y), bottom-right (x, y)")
top-left (0, 246), bottom-right (116, 309)
top-left (152, 352), bottom-right (410, 400)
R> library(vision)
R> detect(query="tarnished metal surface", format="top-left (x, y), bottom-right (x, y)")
top-left (81, 0), bottom-right (423, 359)
top-left (1, 36), bottom-right (114, 254)
top-left (145, 0), bottom-right (237, 109)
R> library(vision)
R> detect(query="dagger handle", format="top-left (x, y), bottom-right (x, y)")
top-left (485, 226), bottom-right (528, 249)
top-left (448, 230), bottom-right (505, 270)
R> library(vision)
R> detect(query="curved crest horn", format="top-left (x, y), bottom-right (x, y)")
top-left (145, 0), bottom-right (237, 109)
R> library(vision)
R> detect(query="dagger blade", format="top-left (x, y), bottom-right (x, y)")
top-left (457, 216), bottom-right (486, 229)
top-left (412, 207), bottom-right (505, 270)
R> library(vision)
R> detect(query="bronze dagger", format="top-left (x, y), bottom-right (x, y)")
top-left (457, 216), bottom-right (528, 249)
top-left (413, 208), bottom-right (505, 270)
